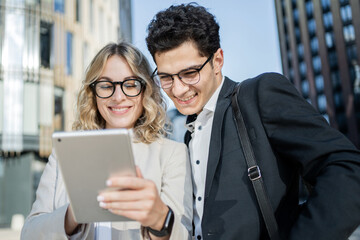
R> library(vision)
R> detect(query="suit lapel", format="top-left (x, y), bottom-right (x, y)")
top-left (204, 77), bottom-right (237, 198)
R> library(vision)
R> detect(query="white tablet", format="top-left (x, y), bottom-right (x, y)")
top-left (52, 129), bottom-right (136, 223)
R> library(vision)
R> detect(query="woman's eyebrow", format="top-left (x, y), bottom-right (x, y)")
top-left (124, 76), bottom-right (140, 80)
top-left (97, 76), bottom-right (139, 81)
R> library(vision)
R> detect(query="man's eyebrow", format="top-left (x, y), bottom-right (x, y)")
top-left (157, 64), bottom-right (202, 75)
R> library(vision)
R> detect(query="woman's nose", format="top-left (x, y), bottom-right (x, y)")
top-left (112, 85), bottom-right (126, 101)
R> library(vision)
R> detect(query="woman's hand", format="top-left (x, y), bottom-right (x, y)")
top-left (97, 166), bottom-right (169, 231)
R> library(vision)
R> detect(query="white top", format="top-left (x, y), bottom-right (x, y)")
top-left (186, 77), bottom-right (224, 239)
top-left (21, 137), bottom-right (193, 240)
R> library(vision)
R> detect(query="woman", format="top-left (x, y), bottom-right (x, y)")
top-left (20, 42), bottom-right (193, 240)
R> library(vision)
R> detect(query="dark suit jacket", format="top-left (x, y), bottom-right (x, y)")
top-left (185, 73), bottom-right (360, 240)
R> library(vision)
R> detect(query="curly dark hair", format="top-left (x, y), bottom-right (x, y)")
top-left (146, 3), bottom-right (220, 61)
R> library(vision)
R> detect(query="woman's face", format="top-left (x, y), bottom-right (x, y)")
top-left (95, 55), bottom-right (144, 129)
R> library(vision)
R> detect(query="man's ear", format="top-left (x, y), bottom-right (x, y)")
top-left (212, 48), bottom-right (224, 75)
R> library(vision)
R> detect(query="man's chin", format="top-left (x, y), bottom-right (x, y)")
top-left (176, 106), bottom-right (200, 116)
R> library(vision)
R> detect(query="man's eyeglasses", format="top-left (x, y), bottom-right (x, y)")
top-left (152, 54), bottom-right (213, 89)
top-left (90, 78), bottom-right (145, 98)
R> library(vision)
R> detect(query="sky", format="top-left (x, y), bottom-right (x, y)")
top-left (131, 0), bottom-right (283, 108)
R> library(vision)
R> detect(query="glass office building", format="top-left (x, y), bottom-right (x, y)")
top-left (0, 0), bottom-right (130, 227)
top-left (274, 0), bottom-right (360, 148)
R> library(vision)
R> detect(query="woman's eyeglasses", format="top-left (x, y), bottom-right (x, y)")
top-left (90, 78), bottom-right (145, 98)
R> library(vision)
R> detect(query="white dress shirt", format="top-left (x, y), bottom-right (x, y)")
top-left (186, 77), bottom-right (224, 240)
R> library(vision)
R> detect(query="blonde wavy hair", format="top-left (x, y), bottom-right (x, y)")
top-left (72, 42), bottom-right (167, 143)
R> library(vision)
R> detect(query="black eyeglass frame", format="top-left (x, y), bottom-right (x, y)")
top-left (151, 54), bottom-right (214, 89)
top-left (90, 78), bottom-right (145, 99)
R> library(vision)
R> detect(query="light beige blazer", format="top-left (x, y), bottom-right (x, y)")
top-left (21, 137), bottom-right (193, 240)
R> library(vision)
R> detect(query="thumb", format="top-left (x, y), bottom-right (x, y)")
top-left (135, 166), bottom-right (143, 178)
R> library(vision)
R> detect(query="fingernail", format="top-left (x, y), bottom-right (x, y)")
top-left (97, 195), bottom-right (104, 202)
top-left (99, 202), bottom-right (106, 208)
top-left (106, 180), bottom-right (112, 186)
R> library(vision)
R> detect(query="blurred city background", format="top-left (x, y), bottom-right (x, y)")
top-left (0, 0), bottom-right (360, 239)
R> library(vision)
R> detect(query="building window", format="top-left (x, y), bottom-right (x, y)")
top-left (310, 37), bottom-right (319, 55)
top-left (295, 27), bottom-right (301, 43)
top-left (308, 19), bottom-right (316, 37)
top-left (315, 75), bottom-right (324, 92)
top-left (83, 42), bottom-right (89, 72)
top-left (323, 12), bottom-right (333, 31)
top-left (340, 5), bottom-right (352, 23)
top-left (99, 8), bottom-right (104, 44)
top-left (54, 0), bottom-right (65, 13)
top-left (321, 0), bottom-right (330, 11)
top-left (75, 0), bottom-right (81, 22)
top-left (329, 51), bottom-right (338, 68)
top-left (54, 87), bottom-right (64, 131)
top-left (334, 92), bottom-right (344, 110)
top-left (297, 44), bottom-right (304, 60)
top-left (293, 9), bottom-right (299, 24)
top-left (346, 45), bottom-right (357, 61)
top-left (336, 112), bottom-right (347, 132)
top-left (331, 71), bottom-right (341, 89)
top-left (289, 67), bottom-right (295, 83)
top-left (66, 32), bottom-right (73, 75)
top-left (89, 0), bottom-right (94, 32)
top-left (325, 32), bottom-right (334, 48)
top-left (340, 0), bottom-right (349, 5)
top-left (318, 94), bottom-right (327, 113)
top-left (40, 21), bottom-right (52, 69)
top-left (301, 80), bottom-right (310, 97)
top-left (343, 24), bottom-right (355, 42)
top-left (305, 1), bottom-right (313, 18)
top-left (313, 56), bottom-right (321, 73)
top-left (287, 50), bottom-right (292, 62)
top-left (300, 61), bottom-right (307, 78)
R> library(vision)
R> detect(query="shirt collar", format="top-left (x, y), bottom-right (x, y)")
top-left (203, 76), bottom-right (225, 113)
top-left (185, 76), bottom-right (225, 133)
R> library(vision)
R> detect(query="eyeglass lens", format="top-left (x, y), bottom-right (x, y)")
top-left (159, 69), bottom-right (199, 89)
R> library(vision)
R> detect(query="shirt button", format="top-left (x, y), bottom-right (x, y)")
top-left (196, 160), bottom-right (200, 165)
top-left (198, 125), bottom-right (202, 130)
top-left (198, 196), bottom-right (202, 201)
top-left (197, 235), bottom-right (202, 240)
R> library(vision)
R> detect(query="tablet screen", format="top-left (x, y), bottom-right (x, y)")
top-left (52, 129), bottom-right (136, 223)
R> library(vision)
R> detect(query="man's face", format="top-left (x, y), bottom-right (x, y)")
top-left (154, 41), bottom-right (223, 115)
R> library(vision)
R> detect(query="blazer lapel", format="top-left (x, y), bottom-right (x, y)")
top-left (204, 77), bottom-right (237, 198)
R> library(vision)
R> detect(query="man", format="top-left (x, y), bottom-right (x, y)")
top-left (146, 3), bottom-right (360, 240)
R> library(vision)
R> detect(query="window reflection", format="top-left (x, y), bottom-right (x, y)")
top-left (325, 32), bottom-right (334, 48)
top-left (323, 12), bottom-right (333, 30)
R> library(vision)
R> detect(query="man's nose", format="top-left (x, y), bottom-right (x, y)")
top-left (171, 76), bottom-right (190, 96)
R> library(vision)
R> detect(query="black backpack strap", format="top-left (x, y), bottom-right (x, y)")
top-left (231, 82), bottom-right (281, 240)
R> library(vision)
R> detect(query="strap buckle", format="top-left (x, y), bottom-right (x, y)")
top-left (248, 165), bottom-right (261, 181)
